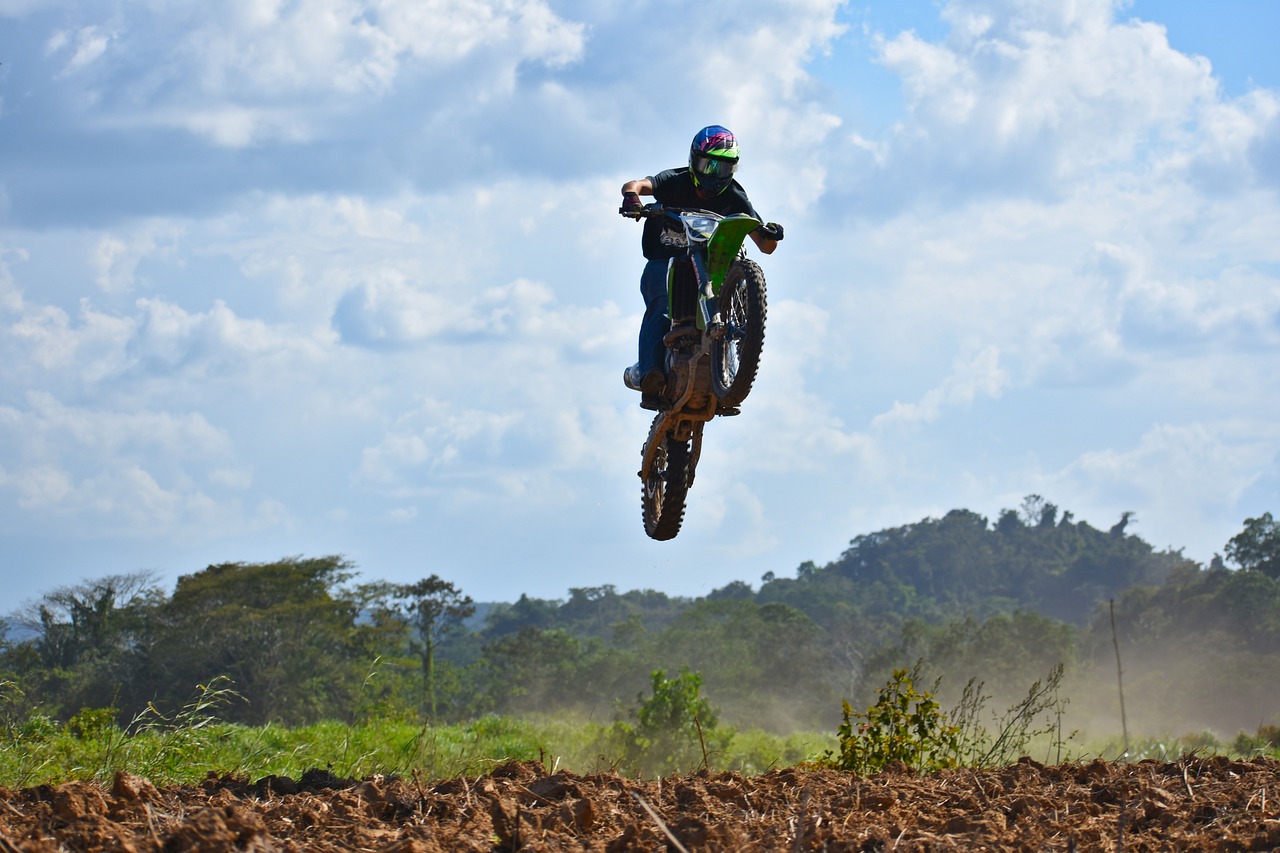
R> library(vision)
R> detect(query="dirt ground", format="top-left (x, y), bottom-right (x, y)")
top-left (1, 756), bottom-right (1277, 851)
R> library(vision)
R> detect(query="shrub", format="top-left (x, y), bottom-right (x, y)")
top-left (819, 667), bottom-right (961, 775)
top-left (614, 667), bottom-right (731, 777)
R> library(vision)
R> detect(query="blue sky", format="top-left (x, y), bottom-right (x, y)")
top-left (1, 0), bottom-right (1278, 611)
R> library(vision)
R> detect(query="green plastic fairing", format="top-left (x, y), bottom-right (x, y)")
top-left (705, 214), bottom-right (761, 294)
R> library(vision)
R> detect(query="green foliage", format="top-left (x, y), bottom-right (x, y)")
top-left (0, 698), bottom-right (829, 787)
top-left (649, 599), bottom-right (839, 729)
top-left (818, 665), bottom-right (1076, 774)
top-left (6, 572), bottom-right (164, 719)
top-left (145, 556), bottom-right (409, 725)
top-left (823, 502), bottom-right (1195, 627)
top-left (866, 611), bottom-right (1076, 710)
top-left (614, 667), bottom-right (730, 777)
top-left (1232, 724), bottom-right (1280, 758)
top-left (1226, 512), bottom-right (1280, 579)
top-left (2, 501), bottom-right (1277, 753)
top-left (0, 679), bottom-right (24, 734)
top-left (122, 677), bottom-right (248, 781)
top-left (388, 575), bottom-right (475, 719)
top-left (66, 706), bottom-right (119, 740)
top-left (820, 668), bottom-right (961, 775)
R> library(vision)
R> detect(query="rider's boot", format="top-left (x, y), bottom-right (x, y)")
top-left (624, 363), bottom-right (668, 410)
top-left (624, 363), bottom-right (666, 395)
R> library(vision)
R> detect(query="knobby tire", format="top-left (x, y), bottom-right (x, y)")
top-left (712, 258), bottom-right (766, 407)
top-left (642, 418), bottom-right (692, 541)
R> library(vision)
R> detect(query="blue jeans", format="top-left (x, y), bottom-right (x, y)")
top-left (638, 258), bottom-right (669, 374)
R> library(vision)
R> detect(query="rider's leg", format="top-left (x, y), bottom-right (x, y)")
top-left (637, 258), bottom-right (669, 376)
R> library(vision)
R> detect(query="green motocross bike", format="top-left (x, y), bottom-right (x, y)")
top-left (627, 204), bottom-right (769, 540)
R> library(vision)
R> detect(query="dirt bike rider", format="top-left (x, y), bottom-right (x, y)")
top-left (619, 125), bottom-right (784, 409)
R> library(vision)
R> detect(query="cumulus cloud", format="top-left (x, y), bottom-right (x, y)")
top-left (1049, 420), bottom-right (1280, 552)
top-left (43, 0), bottom-right (585, 147)
top-left (818, 0), bottom-right (1263, 212)
top-left (0, 248), bottom-right (26, 313)
top-left (0, 391), bottom-right (265, 538)
top-left (0, 0), bottom-right (1277, 601)
top-left (47, 24), bottom-right (113, 77)
top-left (872, 344), bottom-right (1008, 429)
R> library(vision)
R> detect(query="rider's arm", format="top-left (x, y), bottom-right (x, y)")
top-left (622, 178), bottom-right (655, 197)
top-left (749, 228), bottom-right (778, 255)
top-left (622, 176), bottom-right (655, 194)
top-left (620, 178), bottom-right (654, 215)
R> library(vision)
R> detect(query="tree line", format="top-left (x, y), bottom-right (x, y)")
top-left (3, 499), bottom-right (1278, 738)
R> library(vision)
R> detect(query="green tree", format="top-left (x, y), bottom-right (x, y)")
top-left (1226, 512), bottom-right (1280, 579)
top-left (615, 667), bottom-right (728, 776)
top-left (650, 599), bottom-right (839, 730)
top-left (482, 627), bottom-right (584, 713)
top-left (6, 572), bottom-right (164, 719)
top-left (145, 556), bottom-right (402, 725)
top-left (390, 576), bottom-right (475, 719)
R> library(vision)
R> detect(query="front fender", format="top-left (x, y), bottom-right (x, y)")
top-left (705, 214), bottom-right (761, 294)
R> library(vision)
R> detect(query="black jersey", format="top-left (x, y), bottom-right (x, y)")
top-left (642, 168), bottom-right (762, 259)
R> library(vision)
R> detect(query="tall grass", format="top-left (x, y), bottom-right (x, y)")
top-left (4, 672), bottom-right (1275, 788)
top-left (0, 691), bottom-right (833, 788)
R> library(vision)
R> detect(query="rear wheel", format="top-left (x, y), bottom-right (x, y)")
top-left (641, 418), bottom-right (692, 541)
top-left (712, 258), bottom-right (766, 407)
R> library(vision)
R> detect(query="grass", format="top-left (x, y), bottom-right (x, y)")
top-left (3, 672), bottom-right (1275, 788)
top-left (0, 706), bottom-right (834, 788)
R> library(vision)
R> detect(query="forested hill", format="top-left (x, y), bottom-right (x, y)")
top-left (758, 498), bottom-right (1193, 628)
top-left (480, 495), bottom-right (1196, 641)
top-left (3, 498), bottom-right (1277, 738)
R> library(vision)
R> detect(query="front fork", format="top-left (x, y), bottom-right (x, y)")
top-left (667, 250), bottom-right (722, 333)
top-left (639, 415), bottom-right (704, 491)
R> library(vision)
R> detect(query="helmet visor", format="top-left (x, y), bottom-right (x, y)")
top-left (692, 153), bottom-right (738, 180)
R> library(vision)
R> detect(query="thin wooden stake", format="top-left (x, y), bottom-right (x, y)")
top-left (1110, 599), bottom-right (1130, 757)
top-left (694, 714), bottom-right (710, 771)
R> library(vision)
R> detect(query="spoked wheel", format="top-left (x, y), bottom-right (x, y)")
top-left (712, 258), bottom-right (767, 407)
top-left (641, 416), bottom-right (692, 541)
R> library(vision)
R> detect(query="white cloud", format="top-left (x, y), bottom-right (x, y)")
top-left (3, 390), bottom-right (231, 461)
top-left (0, 0), bottom-right (1277, 604)
top-left (91, 223), bottom-right (183, 293)
top-left (0, 247), bottom-right (26, 312)
top-left (0, 392), bottom-right (266, 538)
top-left (47, 25), bottom-right (113, 77)
top-left (846, 0), bottom-right (1222, 205)
top-left (62, 0), bottom-right (588, 147)
top-left (872, 344), bottom-right (1008, 429)
top-left (1051, 420), bottom-right (1280, 553)
top-left (355, 400), bottom-right (520, 490)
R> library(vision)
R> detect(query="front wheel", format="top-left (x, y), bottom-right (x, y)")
top-left (641, 418), bottom-right (692, 541)
top-left (712, 258), bottom-right (766, 407)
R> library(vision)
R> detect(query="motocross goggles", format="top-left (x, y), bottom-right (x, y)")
top-left (691, 152), bottom-right (739, 179)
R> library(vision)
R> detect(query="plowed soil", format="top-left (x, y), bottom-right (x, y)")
top-left (2, 756), bottom-right (1277, 851)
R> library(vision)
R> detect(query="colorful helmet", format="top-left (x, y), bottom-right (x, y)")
top-left (689, 125), bottom-right (739, 196)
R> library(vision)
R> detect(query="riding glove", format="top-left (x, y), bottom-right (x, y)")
top-left (759, 222), bottom-right (785, 242)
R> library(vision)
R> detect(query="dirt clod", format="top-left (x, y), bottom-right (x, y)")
top-left (1, 757), bottom-right (1277, 851)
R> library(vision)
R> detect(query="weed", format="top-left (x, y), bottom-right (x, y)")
top-left (614, 668), bottom-right (731, 777)
top-left (126, 676), bottom-right (246, 782)
top-left (953, 663), bottom-right (1075, 767)
top-left (0, 681), bottom-right (55, 786)
top-left (817, 666), bottom-right (962, 774)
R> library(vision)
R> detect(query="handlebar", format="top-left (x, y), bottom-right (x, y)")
top-left (620, 203), bottom-right (720, 221)
top-left (619, 202), bottom-right (783, 242)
